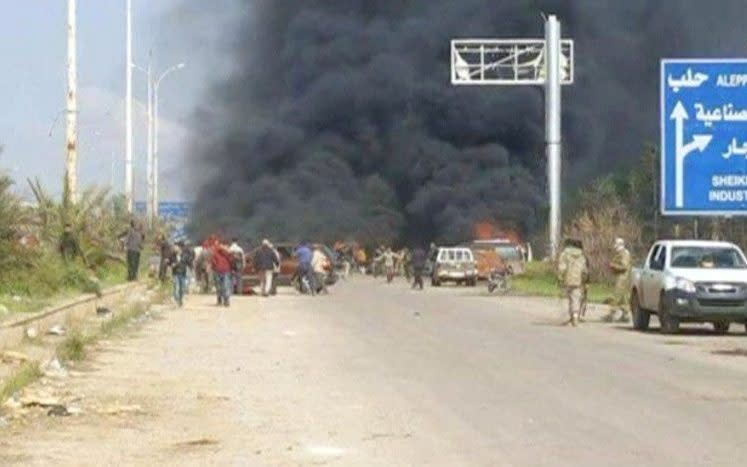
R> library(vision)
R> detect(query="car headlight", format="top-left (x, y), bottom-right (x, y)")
top-left (675, 277), bottom-right (697, 293)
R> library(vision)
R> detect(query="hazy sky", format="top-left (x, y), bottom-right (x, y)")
top-left (0, 1), bottom-right (229, 202)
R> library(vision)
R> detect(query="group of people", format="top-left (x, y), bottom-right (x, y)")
top-left (557, 237), bottom-right (631, 327)
top-left (368, 245), bottom-right (429, 290)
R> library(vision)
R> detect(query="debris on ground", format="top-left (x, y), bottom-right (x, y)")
top-left (25, 327), bottom-right (39, 339)
top-left (196, 393), bottom-right (230, 402)
top-left (173, 438), bottom-right (220, 448)
top-left (19, 392), bottom-right (61, 409)
top-left (47, 404), bottom-right (82, 417)
top-left (43, 358), bottom-right (68, 379)
top-left (47, 324), bottom-right (67, 336)
top-left (11, 295), bottom-right (22, 303)
top-left (96, 307), bottom-right (112, 316)
top-left (712, 348), bottom-right (747, 357)
top-left (96, 403), bottom-right (144, 416)
top-left (1, 350), bottom-right (32, 364)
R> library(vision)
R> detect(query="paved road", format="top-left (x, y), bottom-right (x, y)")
top-left (5, 278), bottom-right (747, 466)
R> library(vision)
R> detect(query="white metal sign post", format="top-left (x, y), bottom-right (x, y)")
top-left (451, 15), bottom-right (574, 258)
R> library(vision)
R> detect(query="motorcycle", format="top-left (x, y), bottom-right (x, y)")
top-left (487, 266), bottom-right (513, 294)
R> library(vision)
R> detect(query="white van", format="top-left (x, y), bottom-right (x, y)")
top-left (431, 247), bottom-right (478, 287)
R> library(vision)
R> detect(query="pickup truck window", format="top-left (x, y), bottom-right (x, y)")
top-left (671, 246), bottom-right (747, 269)
top-left (648, 245), bottom-right (665, 271)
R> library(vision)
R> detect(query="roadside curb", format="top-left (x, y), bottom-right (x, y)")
top-left (0, 282), bottom-right (149, 351)
top-left (1, 283), bottom-right (141, 330)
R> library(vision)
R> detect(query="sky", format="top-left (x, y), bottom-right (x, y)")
top-left (0, 0), bottom-right (229, 202)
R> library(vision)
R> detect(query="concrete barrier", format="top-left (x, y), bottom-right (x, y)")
top-left (0, 282), bottom-right (148, 351)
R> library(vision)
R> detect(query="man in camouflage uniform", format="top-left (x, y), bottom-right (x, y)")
top-left (557, 238), bottom-right (589, 327)
top-left (604, 237), bottom-right (632, 322)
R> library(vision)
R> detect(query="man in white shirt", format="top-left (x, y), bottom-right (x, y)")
top-left (311, 247), bottom-right (329, 295)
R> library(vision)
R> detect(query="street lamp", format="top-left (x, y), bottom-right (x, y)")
top-left (131, 54), bottom-right (155, 224)
top-left (152, 62), bottom-right (185, 220)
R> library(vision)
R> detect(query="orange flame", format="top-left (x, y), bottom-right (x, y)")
top-left (473, 221), bottom-right (522, 244)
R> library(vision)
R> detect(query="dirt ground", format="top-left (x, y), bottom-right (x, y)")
top-left (4, 278), bottom-right (747, 466)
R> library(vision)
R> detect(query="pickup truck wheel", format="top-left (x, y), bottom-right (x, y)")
top-left (658, 295), bottom-right (680, 334)
top-left (713, 322), bottom-right (730, 335)
top-left (631, 291), bottom-right (650, 331)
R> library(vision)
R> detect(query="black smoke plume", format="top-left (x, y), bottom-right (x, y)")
top-left (186, 0), bottom-right (747, 245)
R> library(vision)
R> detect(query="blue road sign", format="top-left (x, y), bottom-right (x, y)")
top-left (662, 59), bottom-right (747, 215)
top-left (133, 201), bottom-right (192, 240)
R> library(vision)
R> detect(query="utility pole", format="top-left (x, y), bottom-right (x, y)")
top-left (153, 63), bottom-right (185, 219)
top-left (65, 0), bottom-right (78, 205)
top-left (125, 0), bottom-right (133, 213)
top-left (450, 16), bottom-right (573, 260)
top-left (545, 15), bottom-right (562, 259)
top-left (146, 51), bottom-right (154, 225)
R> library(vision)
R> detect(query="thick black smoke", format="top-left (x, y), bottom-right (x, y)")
top-left (186, 0), bottom-right (747, 244)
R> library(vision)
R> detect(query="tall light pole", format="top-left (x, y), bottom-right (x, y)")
top-left (133, 55), bottom-right (154, 224)
top-left (545, 15), bottom-right (562, 258)
top-left (450, 15), bottom-right (574, 259)
top-left (65, 0), bottom-right (78, 205)
top-left (125, 0), bottom-right (134, 213)
top-left (152, 63), bottom-right (185, 219)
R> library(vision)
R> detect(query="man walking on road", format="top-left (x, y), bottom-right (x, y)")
top-left (411, 247), bottom-right (427, 290)
top-left (167, 241), bottom-right (189, 307)
top-left (228, 238), bottom-right (246, 295)
top-left (156, 233), bottom-right (172, 283)
top-left (557, 238), bottom-right (589, 327)
top-left (255, 239), bottom-right (279, 297)
top-left (604, 237), bottom-right (632, 323)
top-left (211, 239), bottom-right (234, 307)
top-left (120, 220), bottom-right (145, 282)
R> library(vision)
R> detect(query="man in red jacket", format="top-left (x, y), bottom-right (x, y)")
top-left (210, 238), bottom-right (233, 307)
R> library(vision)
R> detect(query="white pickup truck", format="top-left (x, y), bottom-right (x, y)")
top-left (630, 240), bottom-right (747, 334)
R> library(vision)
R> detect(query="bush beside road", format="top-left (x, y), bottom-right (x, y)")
top-left (512, 261), bottom-right (614, 303)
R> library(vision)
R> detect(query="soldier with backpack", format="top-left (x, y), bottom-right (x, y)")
top-left (557, 238), bottom-right (589, 327)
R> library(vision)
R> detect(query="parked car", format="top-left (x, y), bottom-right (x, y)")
top-left (242, 243), bottom-right (336, 293)
top-left (431, 247), bottom-right (478, 287)
top-left (630, 240), bottom-right (747, 334)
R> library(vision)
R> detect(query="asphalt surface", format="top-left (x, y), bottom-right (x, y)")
top-left (5, 277), bottom-right (747, 466)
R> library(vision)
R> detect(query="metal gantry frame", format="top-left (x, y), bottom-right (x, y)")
top-left (450, 16), bottom-right (574, 258)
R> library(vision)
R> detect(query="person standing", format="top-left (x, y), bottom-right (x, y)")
top-left (270, 242), bottom-right (281, 295)
top-left (311, 247), bottom-right (329, 294)
top-left (120, 220), bottom-right (145, 282)
top-left (181, 240), bottom-right (196, 294)
top-left (59, 223), bottom-right (81, 262)
top-left (167, 242), bottom-right (189, 307)
top-left (557, 238), bottom-right (589, 327)
top-left (411, 247), bottom-right (427, 290)
top-left (376, 247), bottom-right (397, 283)
top-left (194, 243), bottom-right (213, 294)
top-left (210, 239), bottom-right (233, 307)
top-left (255, 239), bottom-right (279, 297)
top-left (355, 247), bottom-right (367, 275)
top-left (156, 234), bottom-right (172, 283)
top-left (228, 238), bottom-right (246, 295)
top-left (604, 237), bottom-right (632, 322)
